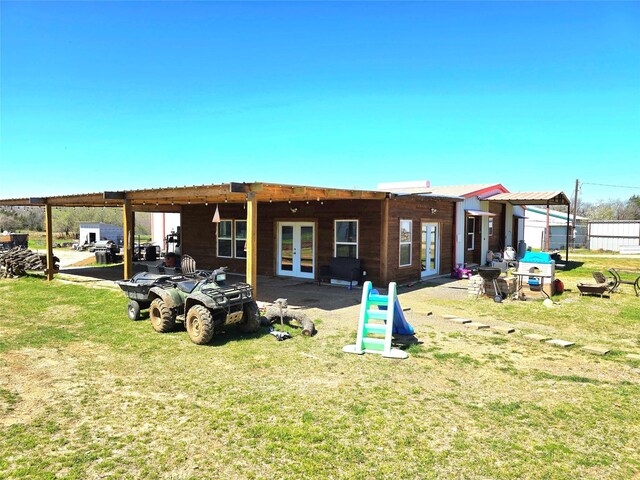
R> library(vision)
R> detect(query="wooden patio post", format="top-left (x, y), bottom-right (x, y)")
top-left (380, 197), bottom-right (389, 285)
top-left (246, 193), bottom-right (258, 296)
top-left (44, 203), bottom-right (54, 281)
top-left (122, 199), bottom-right (133, 279)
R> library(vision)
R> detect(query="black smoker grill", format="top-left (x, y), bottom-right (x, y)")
top-left (94, 240), bottom-right (120, 264)
top-left (477, 267), bottom-right (505, 303)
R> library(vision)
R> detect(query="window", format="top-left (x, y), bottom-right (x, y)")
top-left (217, 220), bottom-right (233, 258)
top-left (399, 219), bottom-right (412, 266)
top-left (218, 220), bottom-right (248, 259)
top-left (335, 220), bottom-right (358, 258)
top-left (466, 217), bottom-right (475, 250)
top-left (488, 217), bottom-right (494, 236)
top-left (235, 220), bottom-right (247, 258)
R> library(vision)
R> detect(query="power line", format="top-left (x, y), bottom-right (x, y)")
top-left (581, 182), bottom-right (640, 190)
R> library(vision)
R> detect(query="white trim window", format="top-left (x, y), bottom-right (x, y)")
top-left (399, 219), bottom-right (412, 267)
top-left (488, 217), bottom-right (494, 236)
top-left (217, 220), bottom-right (233, 258)
top-left (235, 220), bottom-right (247, 258)
top-left (467, 217), bottom-right (475, 251)
top-left (335, 220), bottom-right (358, 258)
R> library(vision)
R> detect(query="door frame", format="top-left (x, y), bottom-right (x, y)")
top-left (276, 221), bottom-right (317, 279)
top-left (421, 221), bottom-right (440, 277)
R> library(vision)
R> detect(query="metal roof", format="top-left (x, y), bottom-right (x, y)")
top-left (428, 184), bottom-right (507, 198)
top-left (465, 209), bottom-right (496, 217)
top-left (485, 191), bottom-right (570, 206)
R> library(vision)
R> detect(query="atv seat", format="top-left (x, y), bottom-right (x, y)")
top-left (177, 280), bottom-right (199, 294)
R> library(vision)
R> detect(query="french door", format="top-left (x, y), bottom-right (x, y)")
top-left (421, 222), bottom-right (439, 277)
top-left (277, 222), bottom-right (315, 279)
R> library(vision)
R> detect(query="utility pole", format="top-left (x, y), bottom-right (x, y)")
top-left (572, 179), bottom-right (579, 248)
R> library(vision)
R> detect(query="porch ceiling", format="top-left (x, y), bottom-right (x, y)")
top-left (0, 182), bottom-right (388, 209)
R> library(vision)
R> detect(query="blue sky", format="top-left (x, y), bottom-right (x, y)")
top-left (1, 1), bottom-right (639, 203)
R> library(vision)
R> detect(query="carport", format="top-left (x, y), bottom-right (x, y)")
top-left (485, 191), bottom-right (572, 261)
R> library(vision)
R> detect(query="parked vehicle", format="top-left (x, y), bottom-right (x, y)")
top-left (117, 268), bottom-right (260, 344)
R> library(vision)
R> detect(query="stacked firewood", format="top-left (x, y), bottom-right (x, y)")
top-left (0, 247), bottom-right (58, 278)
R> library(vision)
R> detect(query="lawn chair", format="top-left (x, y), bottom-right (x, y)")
top-left (608, 268), bottom-right (640, 297)
top-left (576, 271), bottom-right (615, 298)
top-left (181, 254), bottom-right (196, 275)
top-left (592, 271), bottom-right (616, 293)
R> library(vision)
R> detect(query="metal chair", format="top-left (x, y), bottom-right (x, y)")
top-left (181, 254), bottom-right (196, 275)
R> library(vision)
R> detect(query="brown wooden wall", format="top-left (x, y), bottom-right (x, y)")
top-left (386, 197), bottom-right (456, 284)
top-left (181, 196), bottom-right (457, 286)
top-left (488, 202), bottom-right (506, 252)
top-left (181, 200), bottom-right (384, 283)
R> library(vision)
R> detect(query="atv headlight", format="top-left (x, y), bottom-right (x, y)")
top-left (215, 273), bottom-right (226, 282)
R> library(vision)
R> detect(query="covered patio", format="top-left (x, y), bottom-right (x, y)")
top-left (0, 182), bottom-right (387, 294)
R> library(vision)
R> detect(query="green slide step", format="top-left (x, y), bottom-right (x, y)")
top-left (363, 323), bottom-right (387, 335)
top-left (366, 310), bottom-right (388, 321)
top-left (368, 294), bottom-right (389, 306)
top-left (362, 338), bottom-right (385, 351)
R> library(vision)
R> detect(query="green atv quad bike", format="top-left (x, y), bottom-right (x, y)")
top-left (145, 268), bottom-right (260, 345)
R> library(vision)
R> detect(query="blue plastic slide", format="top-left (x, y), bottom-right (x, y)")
top-left (371, 289), bottom-right (415, 335)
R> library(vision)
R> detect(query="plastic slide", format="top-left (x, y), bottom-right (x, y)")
top-left (372, 289), bottom-right (415, 335)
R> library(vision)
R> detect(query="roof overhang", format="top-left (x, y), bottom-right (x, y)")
top-left (0, 182), bottom-right (390, 209)
top-left (466, 209), bottom-right (496, 217)
top-left (484, 191), bottom-right (570, 206)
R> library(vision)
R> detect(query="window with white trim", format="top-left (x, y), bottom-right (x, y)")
top-left (399, 219), bottom-right (412, 267)
top-left (217, 220), bottom-right (233, 258)
top-left (488, 217), bottom-right (494, 236)
top-left (235, 220), bottom-right (247, 258)
top-left (466, 217), bottom-right (475, 250)
top-left (335, 220), bottom-right (358, 258)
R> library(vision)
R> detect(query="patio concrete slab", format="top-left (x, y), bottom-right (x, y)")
top-left (626, 354), bottom-right (640, 361)
top-left (523, 334), bottom-right (550, 342)
top-left (443, 314), bottom-right (459, 319)
top-left (546, 339), bottom-right (575, 348)
top-left (493, 326), bottom-right (515, 334)
top-left (449, 318), bottom-right (472, 324)
top-left (465, 322), bottom-right (490, 330)
top-left (581, 345), bottom-right (610, 356)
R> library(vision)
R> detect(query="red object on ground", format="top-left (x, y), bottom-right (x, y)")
top-left (554, 278), bottom-right (564, 294)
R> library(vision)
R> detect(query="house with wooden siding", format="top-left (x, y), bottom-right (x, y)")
top-left (0, 181), bottom-right (570, 291)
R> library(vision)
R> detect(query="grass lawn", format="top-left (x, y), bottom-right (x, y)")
top-left (1, 255), bottom-right (639, 479)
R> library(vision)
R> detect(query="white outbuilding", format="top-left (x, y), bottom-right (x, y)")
top-left (79, 222), bottom-right (123, 246)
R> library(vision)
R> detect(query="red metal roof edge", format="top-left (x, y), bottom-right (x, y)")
top-left (462, 184), bottom-right (509, 199)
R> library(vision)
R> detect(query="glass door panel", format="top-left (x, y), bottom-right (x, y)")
top-left (421, 223), bottom-right (439, 277)
top-left (280, 226), bottom-right (293, 272)
top-left (300, 226), bottom-right (314, 274)
top-left (277, 222), bottom-right (315, 278)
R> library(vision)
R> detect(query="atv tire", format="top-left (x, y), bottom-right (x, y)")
top-left (127, 300), bottom-right (141, 321)
top-left (149, 298), bottom-right (175, 333)
top-left (186, 305), bottom-right (215, 345)
top-left (239, 301), bottom-right (261, 333)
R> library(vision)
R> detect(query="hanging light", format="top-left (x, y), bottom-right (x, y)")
top-left (212, 204), bottom-right (221, 223)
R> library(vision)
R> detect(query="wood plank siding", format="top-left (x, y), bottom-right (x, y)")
top-left (181, 200), bottom-right (384, 283)
top-left (181, 196), bottom-right (456, 286)
top-left (385, 197), bottom-right (456, 284)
